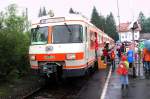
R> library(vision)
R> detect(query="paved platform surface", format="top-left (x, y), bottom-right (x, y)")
top-left (105, 63), bottom-right (150, 99)
top-left (77, 68), bottom-right (110, 99)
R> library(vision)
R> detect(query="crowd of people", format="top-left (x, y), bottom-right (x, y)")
top-left (102, 41), bottom-right (150, 90)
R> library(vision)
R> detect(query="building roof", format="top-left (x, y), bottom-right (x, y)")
top-left (117, 22), bottom-right (141, 33)
top-left (117, 22), bottom-right (130, 32)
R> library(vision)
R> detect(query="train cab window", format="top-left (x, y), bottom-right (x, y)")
top-left (52, 24), bottom-right (83, 43)
top-left (31, 26), bottom-right (48, 45)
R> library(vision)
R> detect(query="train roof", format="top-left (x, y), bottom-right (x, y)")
top-left (31, 13), bottom-right (92, 25)
top-left (31, 14), bottom-right (111, 39)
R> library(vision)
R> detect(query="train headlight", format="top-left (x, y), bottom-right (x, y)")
top-left (66, 53), bottom-right (76, 60)
top-left (30, 55), bottom-right (36, 61)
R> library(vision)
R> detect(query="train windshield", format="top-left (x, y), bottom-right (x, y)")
top-left (52, 24), bottom-right (83, 43)
top-left (31, 26), bottom-right (48, 45)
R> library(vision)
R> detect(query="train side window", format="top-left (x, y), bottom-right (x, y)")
top-left (90, 31), bottom-right (95, 49)
top-left (98, 33), bottom-right (101, 43)
top-left (85, 27), bottom-right (87, 42)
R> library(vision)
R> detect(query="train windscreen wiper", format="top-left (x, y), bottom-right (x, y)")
top-left (64, 23), bottom-right (72, 42)
top-left (64, 23), bottom-right (72, 33)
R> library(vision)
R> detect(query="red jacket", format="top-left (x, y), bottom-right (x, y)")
top-left (103, 49), bottom-right (108, 56)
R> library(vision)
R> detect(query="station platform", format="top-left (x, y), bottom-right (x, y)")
top-left (103, 62), bottom-right (150, 99)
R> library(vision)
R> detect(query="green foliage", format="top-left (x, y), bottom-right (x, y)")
top-left (138, 11), bottom-right (150, 33)
top-left (99, 15), bottom-right (106, 31)
top-left (38, 6), bottom-right (47, 17)
top-left (105, 12), bottom-right (119, 41)
top-left (91, 6), bottom-right (101, 28)
top-left (69, 8), bottom-right (75, 14)
top-left (0, 4), bottom-right (30, 80)
top-left (138, 11), bottom-right (145, 33)
top-left (91, 8), bottom-right (119, 41)
top-left (42, 7), bottom-right (47, 16)
top-left (143, 17), bottom-right (150, 33)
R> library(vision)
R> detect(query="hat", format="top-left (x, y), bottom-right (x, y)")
top-left (121, 55), bottom-right (127, 61)
top-left (106, 41), bottom-right (110, 44)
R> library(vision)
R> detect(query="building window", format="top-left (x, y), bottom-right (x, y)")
top-left (125, 33), bottom-right (127, 38)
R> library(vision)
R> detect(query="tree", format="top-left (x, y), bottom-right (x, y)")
top-left (91, 7), bottom-right (106, 31)
top-left (138, 11), bottom-right (146, 33)
top-left (0, 12), bottom-right (4, 29)
top-left (38, 6), bottom-right (47, 17)
top-left (90, 8), bottom-right (118, 41)
top-left (105, 12), bottom-right (119, 41)
top-left (48, 10), bottom-right (54, 17)
top-left (144, 17), bottom-right (150, 33)
top-left (90, 6), bottom-right (101, 29)
top-left (43, 7), bottom-right (47, 16)
top-left (99, 14), bottom-right (106, 31)
top-left (38, 8), bottom-right (42, 17)
top-left (69, 8), bottom-right (75, 14)
top-left (0, 4), bottom-right (30, 80)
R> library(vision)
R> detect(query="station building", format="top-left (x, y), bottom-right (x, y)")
top-left (117, 22), bottom-right (141, 42)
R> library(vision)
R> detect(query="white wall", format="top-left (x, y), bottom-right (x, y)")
top-left (119, 31), bottom-right (140, 42)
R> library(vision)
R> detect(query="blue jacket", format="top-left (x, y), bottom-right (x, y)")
top-left (127, 50), bottom-right (134, 63)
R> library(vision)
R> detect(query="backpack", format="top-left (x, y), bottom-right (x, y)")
top-left (116, 62), bottom-right (128, 75)
top-left (111, 52), bottom-right (115, 59)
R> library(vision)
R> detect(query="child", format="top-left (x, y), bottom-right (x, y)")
top-left (110, 48), bottom-right (116, 72)
top-left (116, 55), bottom-right (129, 89)
top-left (127, 46), bottom-right (135, 77)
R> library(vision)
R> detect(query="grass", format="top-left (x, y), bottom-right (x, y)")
top-left (0, 73), bottom-right (42, 97)
top-left (0, 82), bottom-right (13, 96)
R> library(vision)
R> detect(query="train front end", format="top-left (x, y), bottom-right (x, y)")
top-left (29, 15), bottom-right (87, 78)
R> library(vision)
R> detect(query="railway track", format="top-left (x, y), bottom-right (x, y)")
top-left (24, 67), bottom-right (110, 99)
top-left (24, 75), bottom-right (91, 99)
top-left (0, 67), bottom-right (110, 99)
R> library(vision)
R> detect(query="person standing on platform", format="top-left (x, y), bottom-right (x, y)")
top-left (117, 45), bottom-right (121, 61)
top-left (110, 47), bottom-right (116, 72)
top-left (120, 43), bottom-right (125, 54)
top-left (143, 48), bottom-right (150, 74)
top-left (127, 46), bottom-right (135, 77)
top-left (103, 41), bottom-right (110, 64)
top-left (117, 43), bottom-right (125, 61)
top-left (116, 55), bottom-right (129, 89)
top-left (103, 47), bottom-right (108, 64)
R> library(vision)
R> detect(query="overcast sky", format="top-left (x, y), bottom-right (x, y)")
top-left (0, 0), bottom-right (150, 24)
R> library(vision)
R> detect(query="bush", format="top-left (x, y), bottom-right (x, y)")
top-left (0, 4), bottom-right (30, 81)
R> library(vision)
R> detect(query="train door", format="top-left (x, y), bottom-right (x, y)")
top-left (94, 32), bottom-right (99, 69)
top-left (94, 32), bottom-right (98, 58)
top-left (84, 26), bottom-right (89, 65)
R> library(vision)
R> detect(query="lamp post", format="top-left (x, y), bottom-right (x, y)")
top-left (117, 0), bottom-right (121, 42)
top-left (131, 21), bottom-right (138, 78)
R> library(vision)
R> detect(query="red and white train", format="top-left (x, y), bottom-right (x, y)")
top-left (29, 14), bottom-right (114, 78)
